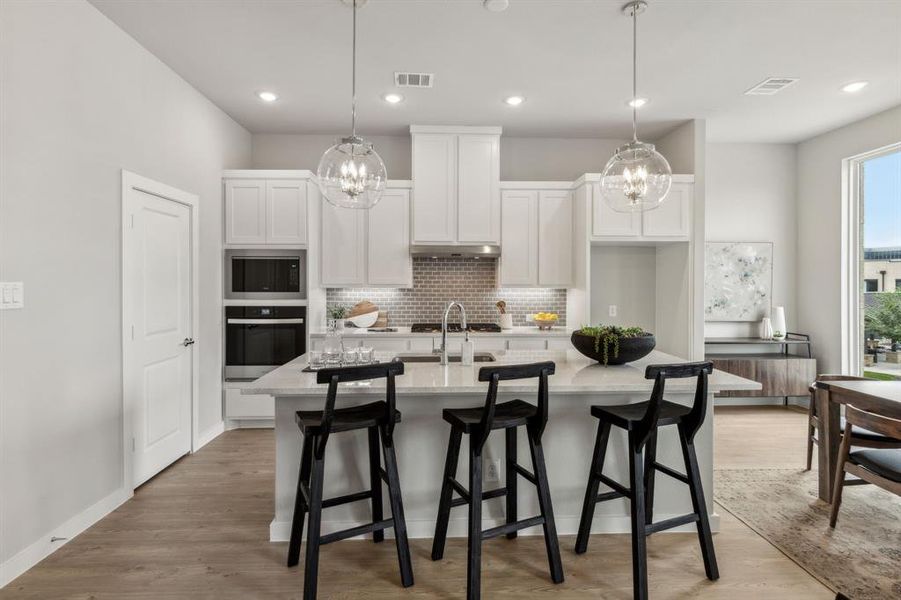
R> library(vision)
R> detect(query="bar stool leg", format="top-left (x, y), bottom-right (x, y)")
top-left (528, 427), bottom-right (565, 584)
top-left (303, 443), bottom-right (326, 600)
top-left (628, 432), bottom-right (649, 600)
top-left (467, 437), bottom-right (484, 600)
top-left (575, 421), bottom-right (611, 554)
top-left (678, 425), bottom-right (719, 581)
top-left (287, 434), bottom-right (313, 567)
top-left (644, 429), bottom-right (658, 527)
top-left (367, 426), bottom-right (384, 543)
top-left (505, 427), bottom-right (518, 540)
top-left (432, 428), bottom-right (463, 561)
top-left (381, 426), bottom-right (414, 588)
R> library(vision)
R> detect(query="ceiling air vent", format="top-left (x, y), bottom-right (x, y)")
top-left (744, 77), bottom-right (799, 96)
top-left (395, 72), bottom-right (434, 88)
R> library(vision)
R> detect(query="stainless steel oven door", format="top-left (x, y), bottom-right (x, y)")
top-left (225, 249), bottom-right (307, 300)
top-left (225, 306), bottom-right (306, 379)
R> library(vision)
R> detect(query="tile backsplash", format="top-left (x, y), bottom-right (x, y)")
top-left (326, 257), bottom-right (567, 326)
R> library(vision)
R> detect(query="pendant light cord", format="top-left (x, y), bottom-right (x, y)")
top-left (631, 4), bottom-right (638, 142)
top-left (351, 0), bottom-right (357, 137)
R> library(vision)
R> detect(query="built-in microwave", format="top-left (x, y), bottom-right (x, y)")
top-left (225, 249), bottom-right (306, 300)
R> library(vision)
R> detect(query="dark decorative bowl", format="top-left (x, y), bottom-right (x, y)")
top-left (570, 331), bottom-right (656, 365)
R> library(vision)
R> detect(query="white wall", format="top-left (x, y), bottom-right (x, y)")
top-left (797, 105), bottom-right (901, 373)
top-left (252, 134), bottom-right (627, 181)
top-left (590, 246), bottom-right (657, 330)
top-left (706, 144), bottom-right (798, 338)
top-left (0, 0), bottom-right (251, 579)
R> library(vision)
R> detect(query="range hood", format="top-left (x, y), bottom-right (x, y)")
top-left (409, 244), bottom-right (501, 258)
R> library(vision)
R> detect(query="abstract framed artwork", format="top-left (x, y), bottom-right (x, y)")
top-left (704, 242), bottom-right (773, 322)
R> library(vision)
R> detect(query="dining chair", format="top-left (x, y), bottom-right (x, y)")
top-left (829, 404), bottom-right (901, 528)
top-left (806, 374), bottom-right (901, 471)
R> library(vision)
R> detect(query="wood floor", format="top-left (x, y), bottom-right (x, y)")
top-left (1, 406), bottom-right (833, 599)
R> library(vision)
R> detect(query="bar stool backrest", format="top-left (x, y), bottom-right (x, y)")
top-left (474, 361), bottom-right (556, 451)
top-left (314, 361), bottom-right (405, 453)
top-left (639, 361), bottom-right (714, 448)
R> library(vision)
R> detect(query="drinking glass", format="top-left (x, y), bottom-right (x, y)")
top-left (358, 346), bottom-right (374, 364)
top-left (343, 347), bottom-right (359, 365)
top-left (308, 351), bottom-right (324, 370)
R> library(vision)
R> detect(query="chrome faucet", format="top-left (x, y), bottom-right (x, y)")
top-left (439, 301), bottom-right (468, 365)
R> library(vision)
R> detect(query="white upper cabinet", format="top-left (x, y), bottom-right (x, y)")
top-left (367, 189), bottom-right (413, 287)
top-left (499, 190), bottom-right (538, 286)
top-left (320, 198), bottom-right (366, 286)
top-left (225, 176), bottom-right (309, 246)
top-left (411, 126), bottom-right (501, 245)
top-left (538, 190), bottom-right (573, 287)
top-left (411, 133), bottom-right (457, 243)
top-left (321, 185), bottom-right (413, 288)
top-left (586, 175), bottom-right (693, 242)
top-left (641, 181), bottom-right (692, 238)
top-left (225, 179), bottom-right (267, 244)
top-left (266, 180), bottom-right (308, 244)
top-left (457, 135), bottom-right (500, 243)
top-left (499, 186), bottom-right (573, 288)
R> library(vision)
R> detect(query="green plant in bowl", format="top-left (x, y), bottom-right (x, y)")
top-left (572, 325), bottom-right (654, 365)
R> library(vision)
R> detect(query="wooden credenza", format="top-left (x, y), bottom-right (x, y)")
top-left (706, 335), bottom-right (817, 401)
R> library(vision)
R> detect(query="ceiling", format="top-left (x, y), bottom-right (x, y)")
top-left (90, 0), bottom-right (901, 143)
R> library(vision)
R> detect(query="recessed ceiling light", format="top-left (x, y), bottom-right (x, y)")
top-left (483, 0), bottom-right (509, 12)
top-left (628, 97), bottom-right (648, 108)
top-left (383, 93), bottom-right (404, 104)
top-left (841, 81), bottom-right (868, 93)
top-left (504, 95), bottom-right (525, 106)
top-left (257, 91), bottom-right (278, 102)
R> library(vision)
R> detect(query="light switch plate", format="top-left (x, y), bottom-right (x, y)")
top-left (608, 305), bottom-right (617, 317)
top-left (0, 282), bottom-right (24, 309)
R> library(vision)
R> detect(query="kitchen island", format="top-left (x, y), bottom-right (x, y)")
top-left (244, 349), bottom-right (759, 543)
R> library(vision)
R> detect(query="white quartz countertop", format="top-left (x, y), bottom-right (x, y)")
top-left (244, 349), bottom-right (760, 397)
top-left (310, 326), bottom-right (573, 338)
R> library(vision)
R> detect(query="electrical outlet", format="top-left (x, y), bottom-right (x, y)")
top-left (608, 305), bottom-right (617, 317)
top-left (485, 458), bottom-right (501, 482)
top-left (0, 282), bottom-right (24, 310)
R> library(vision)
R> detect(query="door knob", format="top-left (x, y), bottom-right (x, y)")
top-left (182, 338), bottom-right (195, 347)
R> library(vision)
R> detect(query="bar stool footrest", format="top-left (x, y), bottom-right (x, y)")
top-left (645, 513), bottom-right (699, 535)
top-left (322, 490), bottom-right (372, 509)
top-left (511, 462), bottom-right (537, 485)
top-left (653, 462), bottom-right (689, 484)
top-left (596, 490), bottom-right (626, 503)
top-left (450, 486), bottom-right (508, 508)
top-left (320, 518), bottom-right (395, 545)
top-left (481, 515), bottom-right (545, 540)
top-left (597, 474), bottom-right (632, 497)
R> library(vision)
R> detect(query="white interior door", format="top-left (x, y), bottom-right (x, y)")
top-left (123, 172), bottom-right (196, 487)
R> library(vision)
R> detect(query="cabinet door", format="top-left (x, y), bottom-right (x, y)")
top-left (591, 183), bottom-right (640, 238)
top-left (412, 133), bottom-right (457, 243)
top-left (367, 189), bottom-right (412, 286)
top-left (457, 134), bottom-right (500, 243)
top-left (320, 199), bottom-right (366, 287)
top-left (499, 190), bottom-right (538, 286)
top-left (642, 182), bottom-right (691, 239)
top-left (266, 180), bottom-right (308, 244)
top-left (225, 179), bottom-right (267, 244)
top-left (538, 190), bottom-right (573, 287)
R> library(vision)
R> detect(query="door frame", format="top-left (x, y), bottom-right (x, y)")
top-left (121, 170), bottom-right (200, 491)
top-left (841, 142), bottom-right (901, 375)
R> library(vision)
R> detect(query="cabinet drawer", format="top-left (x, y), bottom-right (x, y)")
top-left (225, 387), bottom-right (274, 419)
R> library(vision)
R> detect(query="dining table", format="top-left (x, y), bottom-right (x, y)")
top-left (813, 380), bottom-right (901, 501)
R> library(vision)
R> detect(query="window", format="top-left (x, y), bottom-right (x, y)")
top-left (865, 279), bottom-right (879, 292)
top-left (896, 279), bottom-right (901, 291)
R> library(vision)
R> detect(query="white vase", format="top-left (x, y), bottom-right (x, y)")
top-left (759, 317), bottom-right (774, 340)
top-left (771, 306), bottom-right (786, 341)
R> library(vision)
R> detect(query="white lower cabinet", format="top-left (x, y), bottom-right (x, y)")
top-left (499, 187), bottom-right (573, 287)
top-left (321, 187), bottom-right (412, 287)
top-left (225, 384), bottom-right (274, 420)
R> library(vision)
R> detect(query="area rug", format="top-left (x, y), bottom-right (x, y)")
top-left (715, 468), bottom-right (901, 600)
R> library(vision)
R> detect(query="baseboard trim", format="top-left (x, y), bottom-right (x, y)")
top-left (194, 421), bottom-right (226, 451)
top-left (225, 418), bottom-right (274, 430)
top-left (0, 487), bottom-right (131, 589)
top-left (269, 512), bottom-right (720, 542)
top-left (715, 396), bottom-right (807, 407)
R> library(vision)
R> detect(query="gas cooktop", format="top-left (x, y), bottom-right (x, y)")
top-left (410, 323), bottom-right (502, 333)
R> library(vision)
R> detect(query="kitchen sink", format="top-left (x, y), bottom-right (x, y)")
top-left (394, 352), bottom-right (497, 363)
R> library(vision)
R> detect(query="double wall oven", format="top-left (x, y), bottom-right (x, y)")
top-left (225, 249), bottom-right (307, 380)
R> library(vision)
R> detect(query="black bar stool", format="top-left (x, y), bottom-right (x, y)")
top-left (575, 361), bottom-right (719, 600)
top-left (286, 362), bottom-right (414, 600)
top-left (431, 361), bottom-right (564, 600)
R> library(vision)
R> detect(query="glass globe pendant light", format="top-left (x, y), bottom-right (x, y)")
top-left (600, 1), bottom-right (672, 213)
top-left (317, 0), bottom-right (386, 209)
